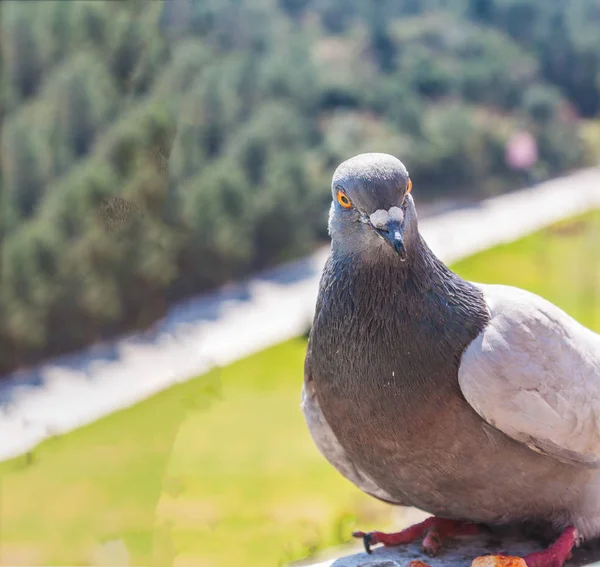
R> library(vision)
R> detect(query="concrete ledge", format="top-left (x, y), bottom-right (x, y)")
top-left (306, 528), bottom-right (600, 567)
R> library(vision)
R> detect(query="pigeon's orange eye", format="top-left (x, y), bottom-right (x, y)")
top-left (407, 178), bottom-right (413, 194)
top-left (337, 190), bottom-right (352, 209)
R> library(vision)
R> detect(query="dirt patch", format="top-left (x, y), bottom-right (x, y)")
top-left (547, 218), bottom-right (588, 237)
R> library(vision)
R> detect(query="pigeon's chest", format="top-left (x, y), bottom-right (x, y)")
top-left (311, 298), bottom-right (464, 442)
top-left (309, 271), bottom-right (490, 505)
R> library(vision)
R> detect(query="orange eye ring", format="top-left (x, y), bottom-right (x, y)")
top-left (337, 190), bottom-right (352, 209)
top-left (407, 178), bottom-right (413, 194)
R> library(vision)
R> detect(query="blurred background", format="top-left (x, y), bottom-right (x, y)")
top-left (0, 1), bottom-right (599, 566)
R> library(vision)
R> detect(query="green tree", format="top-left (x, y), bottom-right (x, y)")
top-left (0, 0), bottom-right (594, 374)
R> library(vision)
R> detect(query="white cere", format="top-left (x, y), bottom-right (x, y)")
top-left (369, 209), bottom-right (390, 229)
top-left (369, 207), bottom-right (404, 229)
top-left (388, 206), bottom-right (404, 223)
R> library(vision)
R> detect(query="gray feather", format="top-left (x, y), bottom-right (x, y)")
top-left (459, 283), bottom-right (600, 467)
top-left (302, 367), bottom-right (400, 503)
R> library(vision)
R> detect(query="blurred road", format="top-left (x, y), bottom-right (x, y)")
top-left (1, 168), bottom-right (599, 462)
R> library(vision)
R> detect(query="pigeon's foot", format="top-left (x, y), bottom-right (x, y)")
top-left (521, 526), bottom-right (577, 567)
top-left (353, 516), bottom-right (480, 555)
top-left (470, 526), bottom-right (577, 567)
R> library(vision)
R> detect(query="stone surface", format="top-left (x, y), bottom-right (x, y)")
top-left (312, 528), bottom-right (600, 567)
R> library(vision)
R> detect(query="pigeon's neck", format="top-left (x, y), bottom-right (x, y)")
top-left (314, 234), bottom-right (490, 395)
top-left (330, 234), bottom-right (469, 298)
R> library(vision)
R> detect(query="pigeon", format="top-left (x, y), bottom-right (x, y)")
top-left (302, 153), bottom-right (600, 567)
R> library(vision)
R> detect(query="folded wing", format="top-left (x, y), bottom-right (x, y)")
top-left (459, 284), bottom-right (600, 467)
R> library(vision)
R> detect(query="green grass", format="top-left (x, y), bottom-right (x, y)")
top-left (0, 341), bottom-right (395, 567)
top-left (1, 209), bottom-right (600, 567)
top-left (453, 209), bottom-right (600, 332)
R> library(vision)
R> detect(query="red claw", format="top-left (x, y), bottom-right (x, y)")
top-left (352, 517), bottom-right (480, 555)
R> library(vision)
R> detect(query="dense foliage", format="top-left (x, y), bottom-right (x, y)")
top-left (0, 0), bottom-right (599, 373)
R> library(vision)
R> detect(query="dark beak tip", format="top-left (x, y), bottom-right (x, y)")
top-left (395, 243), bottom-right (407, 261)
top-left (372, 219), bottom-right (407, 259)
top-left (390, 232), bottom-right (407, 259)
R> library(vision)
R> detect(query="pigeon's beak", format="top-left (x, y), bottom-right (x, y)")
top-left (373, 220), bottom-right (407, 260)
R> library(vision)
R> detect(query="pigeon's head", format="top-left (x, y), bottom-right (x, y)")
top-left (328, 153), bottom-right (417, 262)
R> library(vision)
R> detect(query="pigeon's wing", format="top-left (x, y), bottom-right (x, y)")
top-left (459, 283), bottom-right (600, 467)
top-left (302, 351), bottom-right (401, 504)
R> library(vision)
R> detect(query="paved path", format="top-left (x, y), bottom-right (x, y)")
top-left (1, 168), bottom-right (599, 462)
